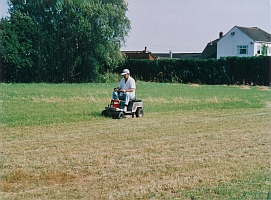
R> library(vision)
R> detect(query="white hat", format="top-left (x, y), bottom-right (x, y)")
top-left (121, 69), bottom-right (130, 75)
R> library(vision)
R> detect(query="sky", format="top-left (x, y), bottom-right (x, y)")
top-left (1, 0), bottom-right (270, 53)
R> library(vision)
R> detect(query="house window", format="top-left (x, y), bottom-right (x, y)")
top-left (257, 45), bottom-right (261, 54)
top-left (237, 45), bottom-right (248, 55)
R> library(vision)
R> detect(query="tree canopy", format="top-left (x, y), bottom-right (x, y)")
top-left (0, 0), bottom-right (130, 82)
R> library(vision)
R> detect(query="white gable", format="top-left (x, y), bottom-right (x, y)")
top-left (217, 26), bottom-right (271, 58)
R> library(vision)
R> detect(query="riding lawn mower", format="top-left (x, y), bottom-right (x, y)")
top-left (101, 89), bottom-right (144, 119)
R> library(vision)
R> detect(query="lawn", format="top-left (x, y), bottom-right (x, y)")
top-left (1, 82), bottom-right (270, 199)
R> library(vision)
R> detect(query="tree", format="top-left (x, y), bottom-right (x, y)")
top-left (261, 44), bottom-right (268, 56)
top-left (0, 11), bottom-right (38, 82)
top-left (1, 0), bottom-right (130, 82)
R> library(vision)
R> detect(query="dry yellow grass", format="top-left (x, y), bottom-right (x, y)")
top-left (239, 85), bottom-right (251, 90)
top-left (257, 86), bottom-right (271, 91)
top-left (1, 108), bottom-right (270, 199)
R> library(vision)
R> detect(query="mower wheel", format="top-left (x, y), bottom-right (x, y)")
top-left (117, 112), bottom-right (124, 119)
top-left (102, 110), bottom-right (109, 117)
top-left (136, 108), bottom-right (144, 117)
top-left (112, 114), bottom-right (117, 119)
top-left (112, 112), bottom-right (123, 119)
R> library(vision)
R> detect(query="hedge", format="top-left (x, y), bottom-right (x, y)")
top-left (117, 56), bottom-right (270, 86)
top-left (1, 56), bottom-right (270, 85)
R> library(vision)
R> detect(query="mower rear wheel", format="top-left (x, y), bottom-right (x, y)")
top-left (112, 114), bottom-right (117, 119)
top-left (101, 110), bottom-right (109, 117)
top-left (136, 108), bottom-right (144, 117)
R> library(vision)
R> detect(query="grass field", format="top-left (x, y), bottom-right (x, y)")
top-left (1, 82), bottom-right (270, 199)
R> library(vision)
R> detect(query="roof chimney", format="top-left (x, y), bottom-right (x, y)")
top-left (219, 31), bottom-right (223, 38)
top-left (143, 46), bottom-right (148, 53)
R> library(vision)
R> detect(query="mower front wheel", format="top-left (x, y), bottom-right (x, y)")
top-left (117, 112), bottom-right (124, 119)
top-left (112, 112), bottom-right (124, 119)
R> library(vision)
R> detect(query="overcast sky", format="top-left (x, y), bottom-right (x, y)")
top-left (1, 0), bottom-right (270, 53)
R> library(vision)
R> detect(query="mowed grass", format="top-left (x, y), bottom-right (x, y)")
top-left (1, 83), bottom-right (270, 199)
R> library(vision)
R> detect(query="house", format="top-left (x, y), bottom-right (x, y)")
top-left (121, 47), bottom-right (156, 60)
top-left (199, 32), bottom-right (223, 59)
top-left (200, 39), bottom-right (219, 59)
top-left (122, 26), bottom-right (271, 60)
top-left (217, 26), bottom-right (271, 59)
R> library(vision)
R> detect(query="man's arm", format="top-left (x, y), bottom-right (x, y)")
top-left (121, 88), bottom-right (135, 93)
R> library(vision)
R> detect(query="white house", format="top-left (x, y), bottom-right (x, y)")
top-left (217, 26), bottom-right (271, 59)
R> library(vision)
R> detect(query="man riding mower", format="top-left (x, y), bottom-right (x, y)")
top-left (101, 69), bottom-right (144, 119)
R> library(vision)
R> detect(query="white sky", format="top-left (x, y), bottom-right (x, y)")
top-left (1, 0), bottom-right (270, 53)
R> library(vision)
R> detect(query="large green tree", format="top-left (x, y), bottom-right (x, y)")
top-left (1, 11), bottom-right (38, 82)
top-left (0, 0), bottom-right (130, 82)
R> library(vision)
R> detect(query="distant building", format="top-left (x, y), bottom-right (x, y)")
top-left (153, 52), bottom-right (201, 60)
top-left (121, 26), bottom-right (271, 61)
top-left (121, 47), bottom-right (156, 60)
top-left (122, 47), bottom-right (201, 60)
top-left (217, 26), bottom-right (271, 58)
top-left (199, 32), bottom-right (223, 59)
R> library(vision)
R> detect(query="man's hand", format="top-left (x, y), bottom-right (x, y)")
top-left (114, 87), bottom-right (120, 92)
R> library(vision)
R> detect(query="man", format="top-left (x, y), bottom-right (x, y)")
top-left (112, 69), bottom-right (136, 112)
